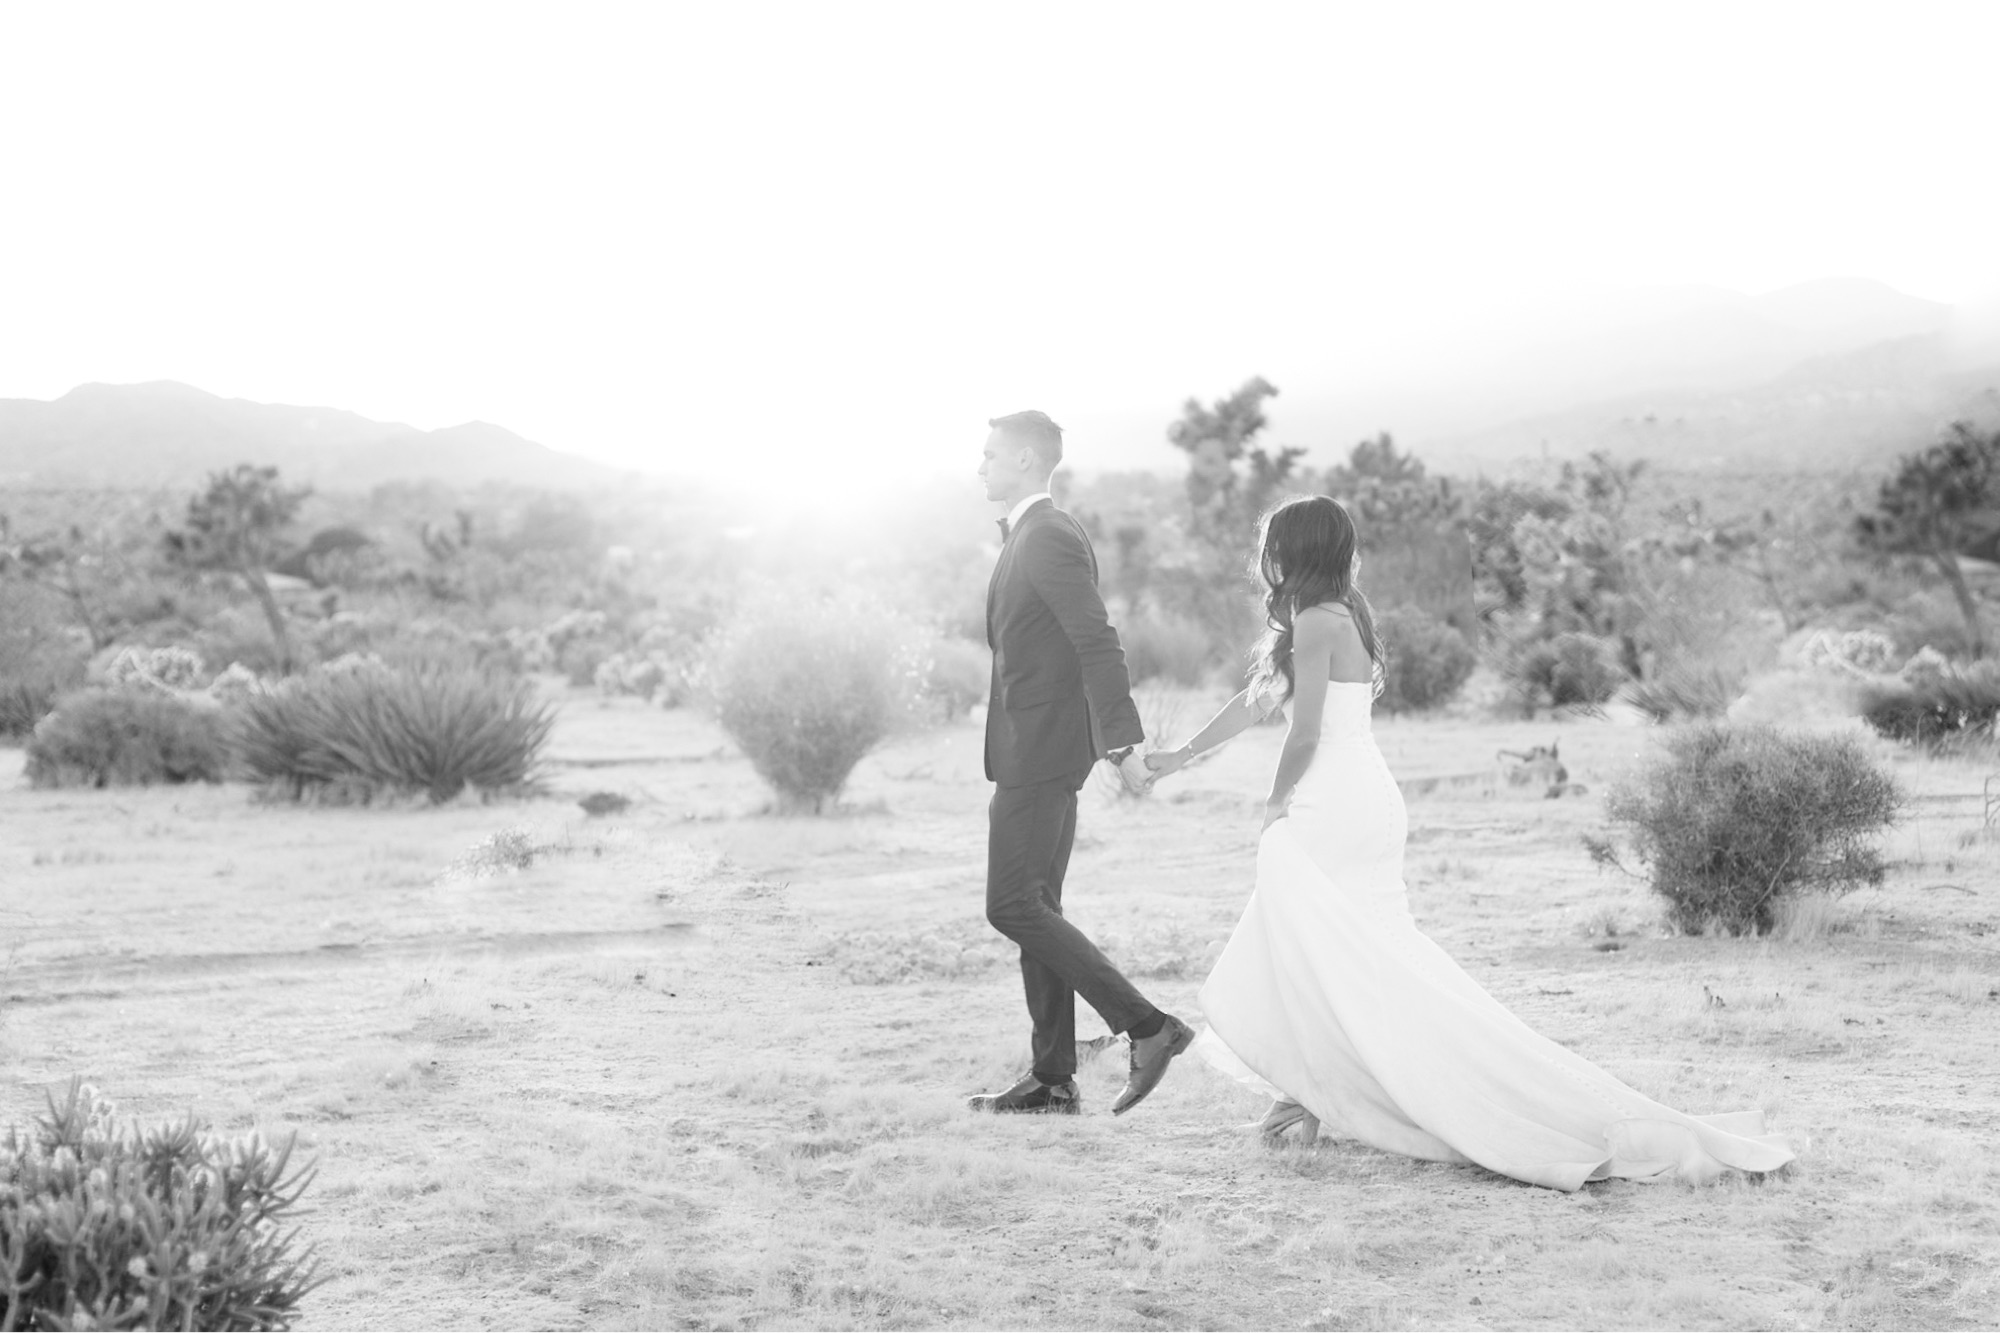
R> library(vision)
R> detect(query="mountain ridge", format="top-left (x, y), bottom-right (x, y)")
top-left (1415, 331), bottom-right (2000, 474)
top-left (0, 381), bottom-right (623, 491)
top-left (4, 279), bottom-right (1993, 490)
top-left (1242, 277), bottom-right (1991, 475)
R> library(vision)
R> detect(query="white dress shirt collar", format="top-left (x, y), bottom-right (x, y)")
top-left (1006, 491), bottom-right (1053, 531)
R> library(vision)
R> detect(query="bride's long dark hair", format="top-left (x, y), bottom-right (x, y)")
top-left (1247, 494), bottom-right (1385, 702)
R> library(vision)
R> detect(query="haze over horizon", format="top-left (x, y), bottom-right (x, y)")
top-left (4, 3), bottom-right (1998, 503)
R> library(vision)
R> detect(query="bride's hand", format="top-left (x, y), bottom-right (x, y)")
top-left (1144, 745), bottom-right (1190, 777)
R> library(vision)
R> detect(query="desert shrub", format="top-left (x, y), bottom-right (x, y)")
top-left (297, 610), bottom-right (388, 664)
top-left (1358, 521), bottom-right (1477, 636)
top-left (1627, 664), bottom-right (1742, 722)
top-left (0, 591), bottom-right (90, 740)
top-left (494, 625), bottom-right (554, 673)
top-left (235, 658), bottom-right (555, 802)
top-left (1505, 632), bottom-right (1625, 712)
top-left (1120, 610), bottom-right (1213, 686)
top-left (1374, 606), bottom-right (1475, 713)
top-left (1, 663), bottom-right (89, 743)
top-left (206, 662), bottom-right (266, 707)
top-left (557, 637), bottom-right (614, 688)
top-left (1858, 660), bottom-right (2000, 751)
top-left (1880, 587), bottom-right (1986, 661)
top-left (1800, 628), bottom-right (1900, 676)
top-left (0, 1079), bottom-right (320, 1331)
top-left (1726, 667), bottom-right (1866, 727)
top-left (99, 644), bottom-right (207, 691)
top-left (1898, 645), bottom-right (1953, 688)
top-left (0, 678), bottom-right (62, 742)
top-left (188, 606), bottom-right (295, 679)
top-left (1627, 562), bottom-right (1780, 720)
top-left (462, 610), bottom-right (622, 685)
top-left (1591, 724), bottom-right (1900, 936)
top-left (917, 635), bottom-right (989, 720)
top-left (364, 618), bottom-right (520, 676)
top-left (699, 595), bottom-right (920, 813)
top-left (593, 651), bottom-right (689, 704)
top-left (26, 689), bottom-right (228, 788)
top-left (445, 827), bottom-right (560, 877)
top-left (540, 610), bottom-right (616, 686)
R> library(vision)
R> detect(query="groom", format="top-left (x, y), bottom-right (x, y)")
top-left (969, 410), bottom-right (1193, 1116)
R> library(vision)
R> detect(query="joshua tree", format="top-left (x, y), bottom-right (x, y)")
top-left (165, 465), bottom-right (311, 672)
top-left (1167, 376), bottom-right (1304, 544)
top-left (1856, 421), bottom-right (2000, 658)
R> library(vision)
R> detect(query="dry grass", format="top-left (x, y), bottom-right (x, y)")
top-left (1, 693), bottom-right (1997, 1329)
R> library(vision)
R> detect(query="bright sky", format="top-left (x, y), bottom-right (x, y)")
top-left (2, 2), bottom-right (1996, 504)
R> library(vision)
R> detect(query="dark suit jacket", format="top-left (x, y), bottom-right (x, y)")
top-left (984, 499), bottom-right (1143, 788)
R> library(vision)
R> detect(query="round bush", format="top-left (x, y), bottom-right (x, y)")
top-left (700, 596), bottom-right (919, 813)
top-left (594, 651), bottom-right (684, 703)
top-left (1508, 632), bottom-right (1625, 711)
top-left (26, 688), bottom-right (228, 788)
top-left (1374, 606), bottom-right (1475, 713)
top-left (1120, 611), bottom-right (1214, 687)
top-left (1594, 724), bottom-right (1900, 936)
top-left (187, 606), bottom-right (292, 678)
top-left (918, 635), bottom-right (990, 720)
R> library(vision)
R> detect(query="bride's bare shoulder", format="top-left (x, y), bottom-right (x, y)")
top-left (1292, 604), bottom-right (1356, 656)
top-left (1296, 602), bottom-right (1357, 630)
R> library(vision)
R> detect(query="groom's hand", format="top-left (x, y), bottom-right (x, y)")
top-left (1114, 748), bottom-right (1152, 795)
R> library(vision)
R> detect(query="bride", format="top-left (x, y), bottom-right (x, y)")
top-left (1143, 495), bottom-right (1795, 1191)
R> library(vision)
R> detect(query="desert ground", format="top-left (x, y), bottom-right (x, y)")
top-left (2, 691), bottom-right (1997, 1331)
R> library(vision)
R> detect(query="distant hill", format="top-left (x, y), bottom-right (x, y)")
top-left (1433, 276), bottom-right (1957, 418)
top-left (1230, 277), bottom-right (1994, 476)
top-left (0, 382), bottom-right (624, 491)
top-left (1418, 332), bottom-right (2000, 474)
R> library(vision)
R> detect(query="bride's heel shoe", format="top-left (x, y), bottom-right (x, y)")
top-left (1257, 1099), bottom-right (1321, 1146)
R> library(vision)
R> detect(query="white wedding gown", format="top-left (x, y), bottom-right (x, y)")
top-left (1193, 681), bottom-right (1796, 1191)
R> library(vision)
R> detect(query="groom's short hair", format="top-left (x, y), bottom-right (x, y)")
top-left (988, 410), bottom-right (1064, 471)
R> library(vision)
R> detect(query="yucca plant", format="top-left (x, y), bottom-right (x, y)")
top-left (0, 1079), bottom-right (322, 1331)
top-left (1, 676), bottom-right (65, 742)
top-left (235, 657), bottom-right (556, 803)
top-left (1859, 659), bottom-right (2000, 751)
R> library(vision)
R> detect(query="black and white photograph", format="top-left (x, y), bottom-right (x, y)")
top-left (2, 3), bottom-right (1997, 1329)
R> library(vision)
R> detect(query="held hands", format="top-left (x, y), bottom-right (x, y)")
top-left (1115, 749), bottom-right (1154, 796)
top-left (1143, 745), bottom-right (1192, 780)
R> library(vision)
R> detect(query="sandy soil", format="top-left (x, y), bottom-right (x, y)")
top-left (2, 692), bottom-right (1996, 1330)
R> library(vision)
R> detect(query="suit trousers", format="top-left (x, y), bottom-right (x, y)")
top-left (986, 768), bottom-right (1154, 1083)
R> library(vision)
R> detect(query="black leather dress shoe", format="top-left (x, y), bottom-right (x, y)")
top-left (967, 1073), bottom-right (1081, 1114)
top-left (1110, 1014), bottom-right (1194, 1115)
